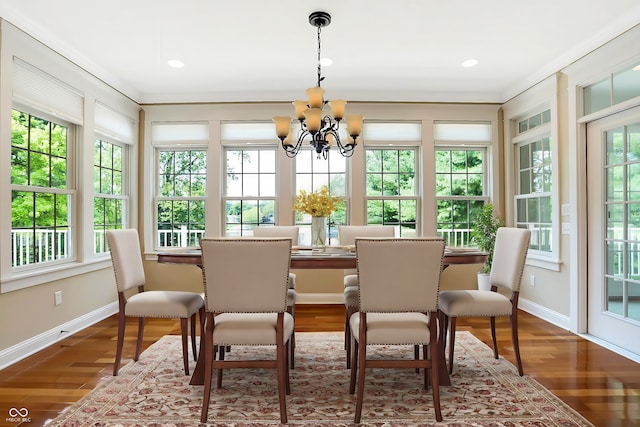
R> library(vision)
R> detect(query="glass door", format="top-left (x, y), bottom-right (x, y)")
top-left (587, 106), bottom-right (640, 355)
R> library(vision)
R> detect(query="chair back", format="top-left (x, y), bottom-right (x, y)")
top-left (338, 225), bottom-right (395, 246)
top-left (253, 226), bottom-right (299, 246)
top-left (106, 229), bottom-right (145, 293)
top-left (489, 227), bottom-right (531, 292)
top-left (355, 238), bottom-right (445, 313)
top-left (339, 226), bottom-right (395, 276)
top-left (200, 238), bottom-right (292, 313)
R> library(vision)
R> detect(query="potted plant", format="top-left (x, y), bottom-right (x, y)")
top-left (471, 203), bottom-right (505, 290)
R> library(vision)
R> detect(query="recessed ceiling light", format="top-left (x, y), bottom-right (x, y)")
top-left (320, 57), bottom-right (333, 67)
top-left (461, 59), bottom-right (479, 68)
top-left (633, 64), bottom-right (640, 71)
top-left (167, 59), bottom-right (185, 68)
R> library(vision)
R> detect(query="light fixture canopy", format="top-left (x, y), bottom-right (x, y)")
top-left (273, 11), bottom-right (364, 159)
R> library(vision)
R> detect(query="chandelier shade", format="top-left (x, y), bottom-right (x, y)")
top-left (273, 11), bottom-right (363, 159)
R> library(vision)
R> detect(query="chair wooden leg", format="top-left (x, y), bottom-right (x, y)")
top-left (430, 337), bottom-right (443, 422)
top-left (345, 306), bottom-right (356, 368)
top-left (276, 313), bottom-right (288, 424)
top-left (180, 317), bottom-right (189, 375)
top-left (422, 344), bottom-right (429, 388)
top-left (216, 345), bottom-right (225, 389)
top-left (447, 317), bottom-right (457, 375)
top-left (490, 316), bottom-right (499, 359)
top-left (354, 324), bottom-right (367, 424)
top-left (190, 313), bottom-right (197, 361)
top-left (134, 317), bottom-right (145, 361)
top-left (287, 304), bottom-right (296, 369)
top-left (439, 311), bottom-right (449, 347)
top-left (113, 312), bottom-right (127, 376)
top-left (349, 336), bottom-right (358, 394)
top-left (285, 340), bottom-right (291, 395)
top-left (510, 313), bottom-right (524, 375)
top-left (200, 313), bottom-right (215, 424)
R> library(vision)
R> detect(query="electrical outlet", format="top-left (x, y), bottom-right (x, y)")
top-left (529, 274), bottom-right (536, 287)
top-left (54, 290), bottom-right (62, 306)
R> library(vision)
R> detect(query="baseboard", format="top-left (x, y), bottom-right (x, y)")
top-left (297, 292), bottom-right (343, 304)
top-left (518, 297), bottom-right (640, 362)
top-left (0, 302), bottom-right (118, 370)
top-left (518, 297), bottom-right (571, 330)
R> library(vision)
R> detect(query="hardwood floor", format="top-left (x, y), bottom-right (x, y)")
top-left (0, 305), bottom-right (638, 426)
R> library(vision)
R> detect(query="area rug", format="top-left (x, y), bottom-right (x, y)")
top-left (49, 332), bottom-right (593, 426)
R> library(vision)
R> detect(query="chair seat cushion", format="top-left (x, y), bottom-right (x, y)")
top-left (212, 312), bottom-right (294, 345)
top-left (349, 312), bottom-right (431, 345)
top-left (439, 290), bottom-right (512, 317)
top-left (125, 291), bottom-right (203, 318)
top-left (344, 286), bottom-right (359, 308)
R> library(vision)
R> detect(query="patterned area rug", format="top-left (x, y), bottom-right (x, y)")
top-left (50, 332), bottom-right (593, 426)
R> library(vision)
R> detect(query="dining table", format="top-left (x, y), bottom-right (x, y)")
top-left (156, 246), bottom-right (487, 387)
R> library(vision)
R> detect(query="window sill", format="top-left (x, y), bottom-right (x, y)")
top-left (0, 258), bottom-right (112, 293)
top-left (526, 255), bottom-right (562, 272)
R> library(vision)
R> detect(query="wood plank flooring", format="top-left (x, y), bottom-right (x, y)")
top-left (0, 305), bottom-right (638, 426)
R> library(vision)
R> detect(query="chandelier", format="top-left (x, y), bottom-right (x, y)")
top-left (273, 11), bottom-right (363, 159)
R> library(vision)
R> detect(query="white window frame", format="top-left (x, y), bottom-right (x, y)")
top-left (364, 146), bottom-right (420, 237)
top-left (154, 146), bottom-right (208, 250)
top-left (434, 144), bottom-right (489, 247)
top-left (93, 137), bottom-right (129, 254)
top-left (222, 145), bottom-right (279, 236)
top-left (503, 76), bottom-right (561, 271)
top-left (9, 105), bottom-right (77, 271)
top-left (514, 131), bottom-right (554, 255)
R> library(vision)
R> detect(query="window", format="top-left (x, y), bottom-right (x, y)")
top-left (156, 149), bottom-right (207, 248)
top-left (365, 148), bottom-right (418, 236)
top-left (93, 139), bottom-right (127, 253)
top-left (10, 109), bottom-right (74, 267)
top-left (516, 137), bottom-right (553, 253)
top-left (435, 148), bottom-right (486, 246)
top-left (224, 147), bottom-right (277, 236)
top-left (295, 150), bottom-right (347, 245)
top-left (584, 65), bottom-right (640, 115)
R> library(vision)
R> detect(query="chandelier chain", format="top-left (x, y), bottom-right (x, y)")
top-left (317, 25), bottom-right (322, 88)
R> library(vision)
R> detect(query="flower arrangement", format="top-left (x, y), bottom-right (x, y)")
top-left (293, 185), bottom-right (340, 217)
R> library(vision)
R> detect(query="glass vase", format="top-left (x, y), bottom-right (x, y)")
top-left (311, 216), bottom-right (327, 250)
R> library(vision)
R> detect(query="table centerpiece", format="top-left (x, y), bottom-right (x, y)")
top-left (293, 185), bottom-right (341, 249)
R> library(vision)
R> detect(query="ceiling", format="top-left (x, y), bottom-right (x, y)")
top-left (1, 0), bottom-right (639, 105)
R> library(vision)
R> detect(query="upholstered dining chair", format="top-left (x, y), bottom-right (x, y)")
top-left (252, 226), bottom-right (299, 367)
top-left (339, 225), bottom-right (395, 367)
top-left (106, 229), bottom-right (204, 376)
top-left (199, 238), bottom-right (294, 424)
top-left (438, 227), bottom-right (531, 376)
top-left (349, 237), bottom-right (445, 423)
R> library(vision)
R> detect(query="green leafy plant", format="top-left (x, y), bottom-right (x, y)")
top-left (471, 203), bottom-right (505, 274)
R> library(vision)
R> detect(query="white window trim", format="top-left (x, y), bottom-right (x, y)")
top-left (153, 146), bottom-right (208, 250)
top-left (503, 76), bottom-right (562, 271)
top-left (222, 145), bottom-right (279, 236)
top-left (363, 146), bottom-right (421, 235)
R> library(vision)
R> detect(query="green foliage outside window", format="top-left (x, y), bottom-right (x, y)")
top-left (435, 149), bottom-right (485, 246)
top-left (11, 109), bottom-right (71, 266)
top-left (94, 139), bottom-right (125, 253)
top-left (157, 150), bottom-right (206, 247)
top-left (365, 149), bottom-right (417, 236)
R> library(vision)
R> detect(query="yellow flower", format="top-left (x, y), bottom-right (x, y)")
top-left (293, 186), bottom-right (341, 217)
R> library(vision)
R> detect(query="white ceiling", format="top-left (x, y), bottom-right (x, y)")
top-left (1, 0), bottom-right (639, 105)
